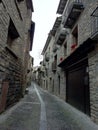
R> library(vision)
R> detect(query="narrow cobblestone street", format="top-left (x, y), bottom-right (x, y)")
top-left (0, 82), bottom-right (98, 130)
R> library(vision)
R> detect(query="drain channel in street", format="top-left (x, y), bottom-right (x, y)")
top-left (34, 85), bottom-right (47, 130)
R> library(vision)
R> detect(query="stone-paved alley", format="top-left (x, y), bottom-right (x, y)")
top-left (0, 83), bottom-right (98, 130)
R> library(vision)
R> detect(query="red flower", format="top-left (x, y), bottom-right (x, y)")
top-left (71, 43), bottom-right (77, 49)
top-left (60, 57), bottom-right (63, 61)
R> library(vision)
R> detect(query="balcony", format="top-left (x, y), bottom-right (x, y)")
top-left (42, 61), bottom-right (46, 66)
top-left (45, 52), bottom-right (50, 62)
top-left (51, 17), bottom-right (62, 36)
top-left (53, 44), bottom-right (59, 53)
top-left (55, 27), bottom-right (67, 45)
top-left (64, 0), bottom-right (84, 28)
top-left (52, 61), bottom-right (57, 72)
top-left (40, 66), bottom-right (45, 72)
top-left (91, 7), bottom-right (98, 40)
top-left (57, 0), bottom-right (68, 14)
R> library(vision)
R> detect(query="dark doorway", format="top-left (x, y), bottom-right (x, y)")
top-left (66, 59), bottom-right (90, 115)
top-left (46, 80), bottom-right (48, 89)
top-left (52, 79), bottom-right (54, 93)
top-left (58, 76), bottom-right (60, 95)
top-left (50, 78), bottom-right (52, 92)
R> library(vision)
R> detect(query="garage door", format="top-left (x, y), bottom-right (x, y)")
top-left (66, 59), bottom-right (90, 115)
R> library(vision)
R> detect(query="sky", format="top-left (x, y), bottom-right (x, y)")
top-left (30, 0), bottom-right (60, 66)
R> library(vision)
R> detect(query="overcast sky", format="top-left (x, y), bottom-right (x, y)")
top-left (30, 0), bottom-right (60, 66)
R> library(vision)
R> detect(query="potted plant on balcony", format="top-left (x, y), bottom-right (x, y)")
top-left (71, 43), bottom-right (77, 51)
top-left (60, 57), bottom-right (63, 62)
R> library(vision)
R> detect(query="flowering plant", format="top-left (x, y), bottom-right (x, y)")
top-left (60, 57), bottom-right (63, 62)
top-left (71, 43), bottom-right (77, 50)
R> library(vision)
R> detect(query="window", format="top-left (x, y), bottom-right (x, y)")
top-left (54, 55), bottom-right (57, 71)
top-left (71, 26), bottom-right (78, 51)
top-left (7, 19), bottom-right (19, 47)
top-left (64, 42), bottom-right (67, 56)
top-left (72, 26), bottom-right (78, 45)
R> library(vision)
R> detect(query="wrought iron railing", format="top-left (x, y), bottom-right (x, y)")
top-left (53, 44), bottom-right (58, 52)
top-left (63, 0), bottom-right (83, 16)
top-left (45, 52), bottom-right (50, 62)
top-left (91, 7), bottom-right (98, 37)
top-left (55, 26), bottom-right (67, 45)
top-left (52, 61), bottom-right (57, 72)
top-left (62, 0), bottom-right (83, 26)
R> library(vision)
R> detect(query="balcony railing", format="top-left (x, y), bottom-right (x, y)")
top-left (91, 7), bottom-right (98, 40)
top-left (57, 0), bottom-right (68, 14)
top-left (64, 0), bottom-right (84, 28)
top-left (52, 61), bottom-right (57, 72)
top-left (42, 61), bottom-right (46, 66)
top-left (53, 44), bottom-right (58, 52)
top-left (55, 27), bottom-right (67, 45)
top-left (40, 66), bottom-right (45, 72)
top-left (45, 52), bottom-right (50, 62)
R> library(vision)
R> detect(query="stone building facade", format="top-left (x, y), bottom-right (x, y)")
top-left (27, 56), bottom-right (34, 86)
top-left (0, 0), bottom-right (35, 112)
top-left (41, 22), bottom-right (66, 100)
top-left (41, 0), bottom-right (98, 124)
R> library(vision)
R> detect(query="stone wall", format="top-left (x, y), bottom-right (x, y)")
top-left (0, 0), bottom-right (33, 111)
top-left (0, 48), bottom-right (23, 108)
top-left (88, 45), bottom-right (98, 123)
top-left (61, 0), bottom-right (98, 124)
top-left (78, 1), bottom-right (98, 45)
top-left (76, 0), bottom-right (98, 123)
